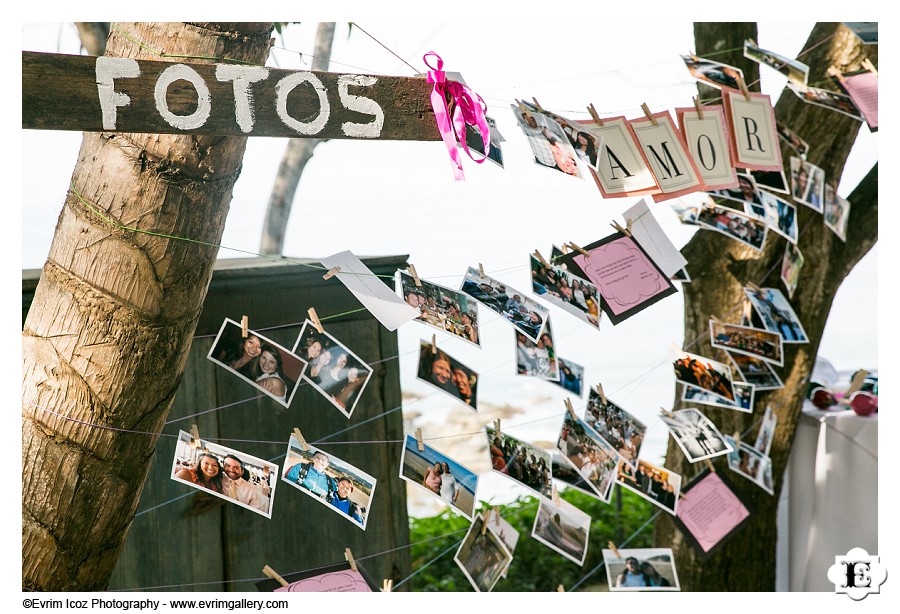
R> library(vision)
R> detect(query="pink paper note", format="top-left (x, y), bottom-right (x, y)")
top-left (275, 569), bottom-right (373, 592)
top-left (841, 72), bottom-right (878, 129)
top-left (676, 472), bottom-right (749, 553)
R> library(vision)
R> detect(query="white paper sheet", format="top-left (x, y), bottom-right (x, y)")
top-left (623, 198), bottom-right (688, 277)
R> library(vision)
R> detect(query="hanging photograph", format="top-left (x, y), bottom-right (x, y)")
top-left (754, 405), bottom-right (777, 456)
top-left (743, 286), bottom-right (808, 343)
top-left (776, 121), bottom-right (809, 157)
top-left (673, 349), bottom-right (738, 403)
top-left (556, 412), bottom-right (619, 501)
top-left (708, 172), bottom-right (762, 207)
top-left (696, 200), bottom-right (768, 252)
top-left (486, 426), bottom-right (552, 498)
top-left (510, 103), bottom-right (581, 178)
top-left (709, 319), bottom-right (784, 366)
top-left (208, 318), bottom-right (307, 408)
top-left (725, 436), bottom-right (775, 495)
top-left (780, 242), bottom-right (805, 299)
top-left (751, 168), bottom-right (790, 195)
top-left (824, 184), bottom-right (850, 242)
top-left (555, 232), bottom-right (678, 325)
top-left (552, 356), bottom-right (586, 397)
top-left (531, 496), bottom-right (591, 566)
top-left (604, 547), bottom-right (680, 591)
top-left (790, 156), bottom-right (825, 212)
top-left (399, 434), bottom-right (479, 519)
top-left (464, 114), bottom-right (505, 168)
top-left (727, 352), bottom-right (784, 391)
top-left (293, 320), bottom-right (373, 418)
top-left (550, 450), bottom-right (602, 500)
top-left (530, 253), bottom-right (601, 329)
top-left (171, 430), bottom-right (278, 519)
top-left (399, 270), bottom-right (481, 346)
top-left (682, 54), bottom-right (744, 90)
top-left (454, 512), bottom-right (513, 592)
top-left (282, 436), bottom-right (376, 530)
top-left (757, 189), bottom-right (799, 244)
top-left (583, 388), bottom-right (647, 466)
top-left (461, 266), bottom-right (549, 342)
top-left (743, 39), bottom-right (809, 85)
top-left (787, 82), bottom-right (864, 121)
top-left (515, 322), bottom-right (559, 381)
top-left (682, 382), bottom-right (754, 413)
top-left (616, 458), bottom-right (681, 516)
top-left (660, 407), bottom-right (734, 462)
top-left (416, 341), bottom-right (478, 409)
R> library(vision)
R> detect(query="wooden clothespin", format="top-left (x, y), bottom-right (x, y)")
top-left (532, 97), bottom-right (545, 113)
top-left (190, 424), bottom-right (201, 446)
top-left (308, 307), bottom-right (324, 334)
top-left (736, 74), bottom-right (752, 101)
top-left (407, 264), bottom-right (422, 288)
top-left (610, 220), bottom-right (631, 237)
top-left (746, 281), bottom-right (762, 293)
top-left (493, 506), bottom-right (501, 526)
top-left (431, 334), bottom-right (437, 355)
top-left (564, 398), bottom-right (577, 420)
top-left (557, 585), bottom-right (565, 592)
top-left (607, 541), bottom-right (622, 559)
top-left (552, 483), bottom-right (560, 507)
top-left (704, 458), bottom-right (716, 473)
top-left (323, 265), bottom-right (341, 280)
top-left (827, 66), bottom-right (843, 80)
top-left (847, 369), bottom-right (870, 396)
top-left (693, 96), bottom-right (704, 120)
top-left (292, 427), bottom-right (309, 451)
top-left (262, 564), bottom-right (289, 588)
top-left (382, 579), bottom-right (393, 592)
top-left (641, 103), bottom-right (658, 126)
top-left (478, 263), bottom-right (486, 278)
top-left (587, 103), bottom-right (604, 127)
top-left (344, 548), bottom-right (357, 572)
top-left (625, 218), bottom-right (633, 235)
top-left (567, 241), bottom-right (591, 257)
top-left (533, 249), bottom-right (550, 269)
top-left (733, 430), bottom-right (742, 449)
top-left (678, 490), bottom-right (688, 500)
top-left (493, 418), bottom-right (502, 437)
top-left (415, 427), bottom-right (425, 452)
top-left (660, 407), bottom-right (675, 419)
top-left (596, 383), bottom-right (607, 406)
top-left (241, 315), bottom-right (249, 338)
top-left (481, 512), bottom-right (489, 536)
top-left (862, 58), bottom-right (877, 76)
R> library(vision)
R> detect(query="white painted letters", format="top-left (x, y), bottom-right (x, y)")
top-left (95, 57), bottom-right (140, 130)
top-left (154, 64), bottom-right (212, 130)
top-left (275, 71), bottom-right (330, 136)
top-left (337, 75), bottom-right (384, 138)
top-left (215, 65), bottom-right (270, 133)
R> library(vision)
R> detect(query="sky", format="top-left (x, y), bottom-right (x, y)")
top-left (13, 9), bottom-right (891, 604)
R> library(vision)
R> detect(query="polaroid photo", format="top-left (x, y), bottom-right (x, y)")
top-left (556, 413), bottom-right (619, 501)
top-left (486, 426), bottom-right (552, 499)
top-left (454, 512), bottom-right (513, 592)
top-left (256, 561), bottom-right (378, 592)
top-left (293, 321), bottom-right (372, 418)
top-left (709, 172), bottom-right (762, 206)
top-left (552, 356), bottom-right (585, 397)
top-left (399, 434), bottom-right (479, 519)
top-left (631, 110), bottom-right (705, 201)
top-left (550, 450), bottom-right (602, 500)
top-left (464, 114), bottom-right (505, 168)
top-left (725, 436), bottom-right (775, 496)
top-left (776, 121), bottom-right (809, 157)
top-left (578, 116), bottom-right (660, 197)
top-left (399, 270), bottom-right (481, 347)
top-left (616, 458), bottom-right (681, 516)
top-left (676, 105), bottom-right (739, 191)
top-left (532, 496), bottom-right (591, 566)
top-left (744, 285), bottom-right (808, 343)
top-left (781, 242), bottom-right (805, 299)
top-left (697, 199), bottom-right (768, 252)
top-left (674, 470), bottom-right (752, 557)
top-left (530, 254), bottom-right (601, 329)
top-left (515, 320), bottom-right (558, 381)
top-left (416, 340), bottom-right (478, 409)
top-left (511, 103), bottom-right (581, 178)
top-left (727, 352), bottom-right (785, 391)
top-left (824, 184), bottom-right (850, 242)
top-left (282, 437), bottom-right (375, 530)
top-left (754, 405), bottom-right (777, 456)
top-left (171, 430), bottom-right (278, 519)
top-left (790, 156), bottom-right (826, 213)
top-left (555, 232), bottom-right (678, 325)
top-left (743, 39), bottom-right (809, 86)
top-left (583, 388), bottom-right (647, 467)
top-left (758, 189), bottom-right (798, 244)
top-left (709, 320), bottom-right (784, 366)
top-left (208, 318), bottom-right (307, 408)
top-left (682, 382), bottom-right (755, 413)
top-left (673, 349), bottom-right (737, 403)
top-left (604, 547), bottom-right (680, 591)
top-left (670, 199), bottom-right (701, 225)
top-left (521, 104), bottom-right (600, 173)
top-left (751, 168), bottom-right (789, 195)
top-left (787, 81), bottom-right (864, 121)
top-left (461, 266), bottom-right (548, 342)
top-left (489, 513), bottom-right (520, 579)
top-left (660, 407), bottom-right (734, 463)
top-left (682, 54), bottom-right (744, 90)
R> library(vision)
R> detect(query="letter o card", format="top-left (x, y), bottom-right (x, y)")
top-left (676, 106), bottom-right (739, 191)
top-left (723, 89), bottom-right (783, 172)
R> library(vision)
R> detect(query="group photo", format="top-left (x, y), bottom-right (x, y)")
top-left (709, 319), bottom-right (784, 365)
top-left (583, 389), bottom-right (646, 464)
top-left (530, 254), bottom-right (601, 328)
top-left (660, 408), bottom-right (733, 462)
top-left (515, 326), bottom-right (558, 380)
top-left (682, 381), bottom-right (755, 413)
top-left (461, 266), bottom-right (548, 342)
top-left (673, 350), bottom-right (737, 403)
top-left (556, 413), bottom-right (619, 501)
top-left (486, 426), bottom-right (552, 498)
top-left (697, 200), bottom-right (768, 251)
top-left (400, 270), bottom-right (481, 346)
top-left (616, 458), bottom-right (681, 515)
top-left (727, 353), bottom-right (785, 390)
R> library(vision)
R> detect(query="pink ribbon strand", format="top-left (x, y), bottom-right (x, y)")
top-left (424, 52), bottom-right (492, 181)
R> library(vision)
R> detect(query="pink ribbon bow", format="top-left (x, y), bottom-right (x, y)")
top-left (424, 52), bottom-right (492, 181)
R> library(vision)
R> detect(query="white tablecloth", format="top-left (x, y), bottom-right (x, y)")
top-left (778, 402), bottom-right (878, 591)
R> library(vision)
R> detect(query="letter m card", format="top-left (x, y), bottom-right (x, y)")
top-left (630, 110), bottom-right (705, 202)
top-left (676, 105), bottom-right (739, 191)
top-left (722, 89), bottom-right (783, 171)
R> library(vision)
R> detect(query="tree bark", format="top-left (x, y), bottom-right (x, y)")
top-left (654, 22), bottom-right (877, 591)
top-left (259, 22), bottom-right (336, 256)
top-left (22, 22), bottom-right (274, 591)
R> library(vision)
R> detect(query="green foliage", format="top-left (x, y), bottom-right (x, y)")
top-left (408, 488), bottom-right (655, 592)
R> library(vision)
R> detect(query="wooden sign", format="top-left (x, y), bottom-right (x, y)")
top-left (22, 51), bottom-right (442, 140)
